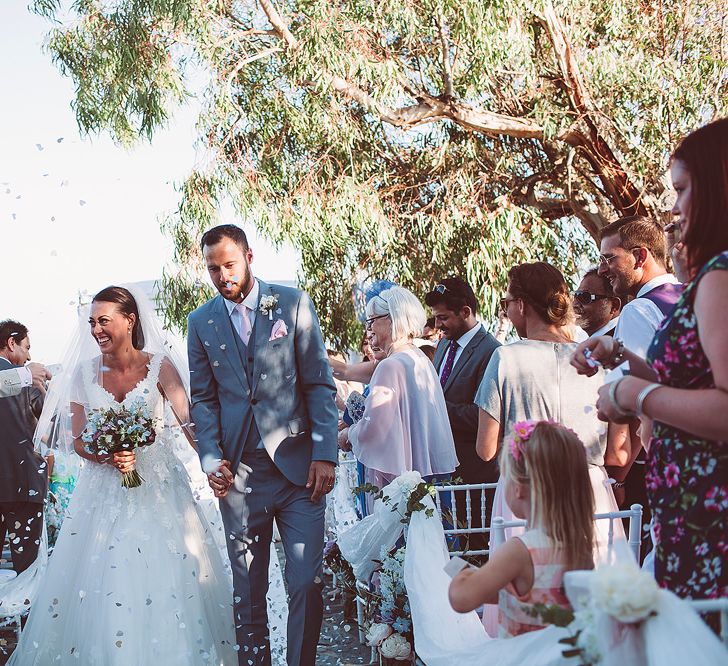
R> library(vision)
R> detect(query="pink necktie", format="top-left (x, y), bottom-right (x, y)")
top-left (237, 303), bottom-right (252, 346)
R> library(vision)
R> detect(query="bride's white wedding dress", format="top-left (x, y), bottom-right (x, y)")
top-left (9, 354), bottom-right (237, 665)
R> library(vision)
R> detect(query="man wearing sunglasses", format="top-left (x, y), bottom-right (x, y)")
top-left (573, 268), bottom-right (622, 338)
top-left (424, 277), bottom-right (500, 556)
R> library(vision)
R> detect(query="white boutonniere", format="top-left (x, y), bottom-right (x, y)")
top-left (259, 294), bottom-right (279, 320)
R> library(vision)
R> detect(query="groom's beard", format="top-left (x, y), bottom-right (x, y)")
top-left (217, 275), bottom-right (254, 302)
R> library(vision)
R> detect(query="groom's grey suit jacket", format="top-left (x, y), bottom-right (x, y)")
top-left (187, 280), bottom-right (338, 485)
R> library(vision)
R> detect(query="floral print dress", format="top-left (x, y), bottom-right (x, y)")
top-left (646, 251), bottom-right (728, 600)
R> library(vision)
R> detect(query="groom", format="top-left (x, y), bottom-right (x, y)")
top-left (187, 224), bottom-right (338, 666)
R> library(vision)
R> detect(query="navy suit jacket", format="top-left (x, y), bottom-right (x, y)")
top-left (434, 327), bottom-right (501, 484)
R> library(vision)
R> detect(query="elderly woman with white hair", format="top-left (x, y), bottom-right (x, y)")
top-left (338, 287), bottom-right (458, 488)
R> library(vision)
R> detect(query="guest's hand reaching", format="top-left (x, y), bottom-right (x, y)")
top-left (27, 362), bottom-right (51, 393)
top-left (337, 427), bottom-right (351, 452)
top-left (571, 336), bottom-right (617, 376)
top-left (207, 459), bottom-right (234, 498)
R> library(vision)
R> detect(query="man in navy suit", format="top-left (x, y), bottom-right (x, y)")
top-left (425, 278), bottom-right (500, 554)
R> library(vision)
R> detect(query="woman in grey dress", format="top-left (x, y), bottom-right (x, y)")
top-left (474, 263), bottom-right (622, 569)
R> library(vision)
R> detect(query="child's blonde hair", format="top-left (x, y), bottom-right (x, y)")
top-left (500, 420), bottom-right (595, 570)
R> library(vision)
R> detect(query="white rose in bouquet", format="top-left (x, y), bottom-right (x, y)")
top-left (379, 633), bottom-right (412, 660)
top-left (591, 563), bottom-right (660, 623)
top-left (366, 622), bottom-right (393, 646)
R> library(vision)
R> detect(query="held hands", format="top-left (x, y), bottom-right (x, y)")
top-left (207, 459), bottom-right (234, 498)
top-left (306, 460), bottom-right (336, 503)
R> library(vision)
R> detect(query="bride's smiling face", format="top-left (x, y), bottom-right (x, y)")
top-left (89, 301), bottom-right (134, 353)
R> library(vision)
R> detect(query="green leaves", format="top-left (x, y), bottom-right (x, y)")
top-left (33, 0), bottom-right (727, 343)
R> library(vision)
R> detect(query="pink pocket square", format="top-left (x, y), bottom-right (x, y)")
top-left (269, 319), bottom-right (288, 340)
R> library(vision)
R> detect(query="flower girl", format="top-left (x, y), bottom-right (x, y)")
top-left (449, 420), bottom-right (595, 637)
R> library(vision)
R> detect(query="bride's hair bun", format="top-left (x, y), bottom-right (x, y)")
top-left (92, 286), bottom-right (145, 350)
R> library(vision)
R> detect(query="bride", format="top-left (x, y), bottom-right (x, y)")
top-left (9, 286), bottom-right (237, 665)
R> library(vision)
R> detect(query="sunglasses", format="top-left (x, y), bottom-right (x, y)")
top-left (573, 290), bottom-right (613, 305)
top-left (433, 284), bottom-right (449, 295)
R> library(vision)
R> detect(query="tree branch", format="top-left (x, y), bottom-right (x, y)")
top-left (436, 13), bottom-right (454, 99)
top-left (538, 2), bottom-right (647, 217)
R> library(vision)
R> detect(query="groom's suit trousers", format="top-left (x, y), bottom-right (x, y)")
top-left (219, 449), bottom-right (325, 666)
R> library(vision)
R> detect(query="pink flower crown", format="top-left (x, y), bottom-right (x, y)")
top-left (508, 420), bottom-right (538, 463)
top-left (508, 419), bottom-right (577, 463)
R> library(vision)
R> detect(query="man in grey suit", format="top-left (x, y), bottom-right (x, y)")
top-left (0, 320), bottom-right (47, 574)
top-left (187, 225), bottom-right (338, 666)
top-left (0, 363), bottom-right (50, 398)
top-left (425, 278), bottom-right (500, 554)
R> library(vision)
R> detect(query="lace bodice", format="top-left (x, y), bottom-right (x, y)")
top-left (81, 353), bottom-right (164, 415)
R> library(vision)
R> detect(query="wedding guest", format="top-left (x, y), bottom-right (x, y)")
top-left (422, 317), bottom-right (443, 342)
top-left (0, 320), bottom-right (47, 575)
top-left (327, 349), bottom-right (363, 412)
top-left (0, 363), bottom-right (51, 398)
top-left (449, 421), bottom-right (594, 637)
top-left (329, 280), bottom-right (397, 384)
top-left (596, 216), bottom-right (683, 550)
top-left (573, 117), bottom-right (728, 604)
top-left (425, 277), bottom-right (500, 553)
top-left (474, 262), bottom-right (622, 560)
top-left (338, 287), bottom-right (458, 488)
top-left (573, 268), bottom-right (622, 338)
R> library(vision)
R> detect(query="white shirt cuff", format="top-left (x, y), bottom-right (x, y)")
top-left (17, 366), bottom-right (33, 387)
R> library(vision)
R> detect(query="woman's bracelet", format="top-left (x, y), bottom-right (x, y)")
top-left (608, 377), bottom-right (634, 418)
top-left (603, 338), bottom-right (626, 370)
top-left (635, 383), bottom-right (662, 417)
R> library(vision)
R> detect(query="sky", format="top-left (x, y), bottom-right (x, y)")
top-left (0, 3), bottom-right (299, 362)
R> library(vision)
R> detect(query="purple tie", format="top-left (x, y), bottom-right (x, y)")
top-left (440, 340), bottom-right (458, 387)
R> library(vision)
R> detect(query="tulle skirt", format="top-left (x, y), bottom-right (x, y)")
top-left (9, 442), bottom-right (237, 665)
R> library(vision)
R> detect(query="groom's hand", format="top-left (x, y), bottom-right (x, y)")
top-left (307, 460), bottom-right (336, 503)
top-left (207, 459), bottom-right (234, 498)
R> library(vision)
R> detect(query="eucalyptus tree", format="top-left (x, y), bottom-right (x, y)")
top-left (33, 0), bottom-right (728, 346)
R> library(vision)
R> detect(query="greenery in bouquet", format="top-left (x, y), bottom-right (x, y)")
top-left (81, 396), bottom-right (157, 488)
top-left (364, 546), bottom-right (414, 662)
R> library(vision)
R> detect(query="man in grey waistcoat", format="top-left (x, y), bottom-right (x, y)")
top-left (187, 224), bottom-right (338, 666)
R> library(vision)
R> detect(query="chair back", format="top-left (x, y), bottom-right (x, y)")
top-left (688, 599), bottom-right (728, 647)
top-left (432, 482), bottom-right (498, 556)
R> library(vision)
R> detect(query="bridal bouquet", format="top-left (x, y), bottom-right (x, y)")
top-left (81, 396), bottom-right (158, 488)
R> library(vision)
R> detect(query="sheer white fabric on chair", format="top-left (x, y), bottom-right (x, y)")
top-left (406, 491), bottom-right (728, 666)
top-left (337, 473), bottom-right (416, 581)
top-left (347, 348), bottom-right (458, 482)
top-left (687, 600), bottom-right (728, 647)
top-left (405, 493), bottom-right (570, 666)
top-left (564, 569), bottom-right (728, 666)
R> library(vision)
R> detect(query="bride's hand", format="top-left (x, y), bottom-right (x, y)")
top-left (112, 450), bottom-right (136, 474)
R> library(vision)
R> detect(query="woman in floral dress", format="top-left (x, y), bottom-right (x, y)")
top-left (572, 118), bottom-right (728, 604)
